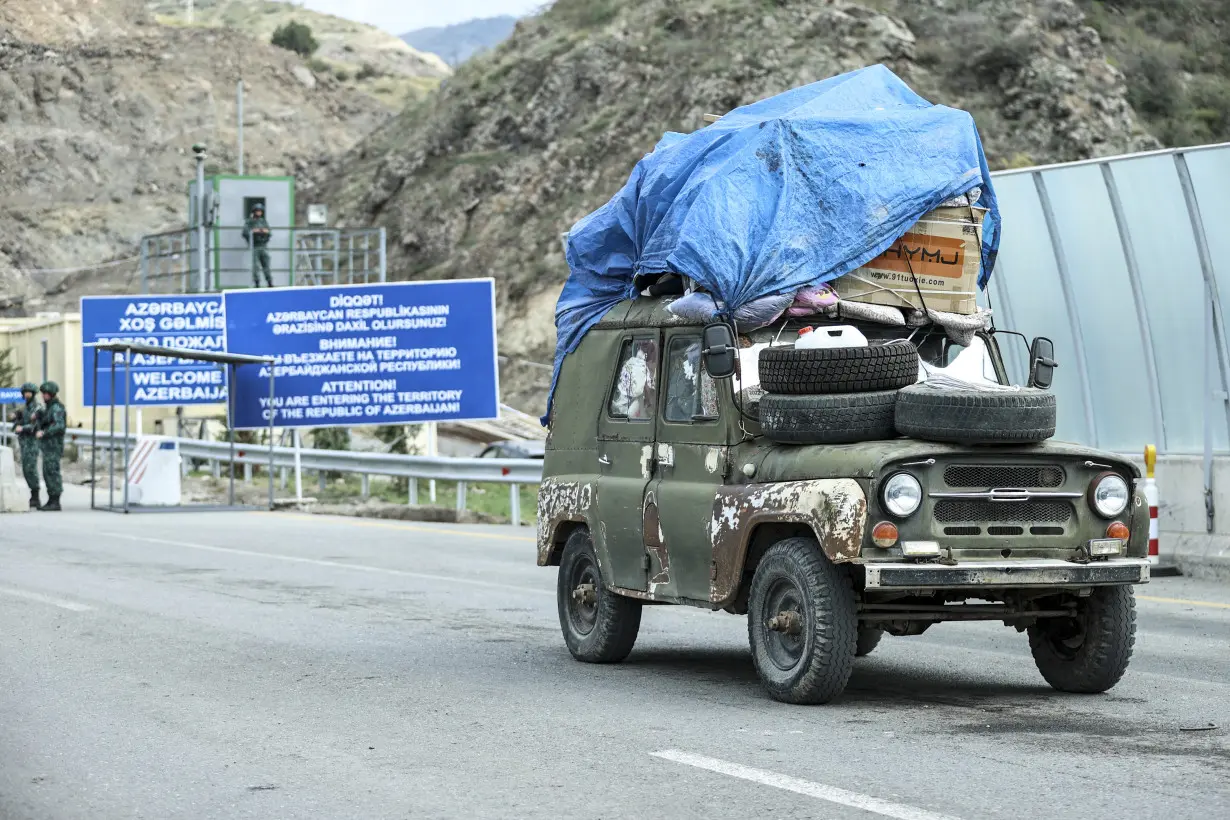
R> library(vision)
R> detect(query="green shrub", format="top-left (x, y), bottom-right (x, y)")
top-left (1125, 50), bottom-right (1183, 119)
top-left (0, 348), bottom-right (17, 388)
top-left (313, 427), bottom-right (350, 481)
top-left (271, 21), bottom-right (319, 57)
top-left (356, 63), bottom-right (381, 81)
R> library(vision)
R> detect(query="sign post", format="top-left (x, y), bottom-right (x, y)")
top-left (222, 279), bottom-right (500, 431)
top-left (0, 387), bottom-right (22, 446)
top-left (293, 428), bottom-right (303, 502)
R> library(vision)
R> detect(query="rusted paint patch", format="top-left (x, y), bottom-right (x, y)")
top-left (708, 479), bottom-right (867, 605)
top-left (536, 478), bottom-right (594, 565)
top-left (642, 491), bottom-right (671, 594)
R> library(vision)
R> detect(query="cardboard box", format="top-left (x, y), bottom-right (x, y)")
top-left (833, 206), bottom-right (987, 315)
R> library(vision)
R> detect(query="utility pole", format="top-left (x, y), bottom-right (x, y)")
top-left (193, 144), bottom-right (208, 293)
top-left (237, 79), bottom-right (245, 175)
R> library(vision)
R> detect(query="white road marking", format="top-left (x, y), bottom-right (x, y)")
top-left (651, 749), bottom-right (961, 820)
top-left (94, 533), bottom-right (554, 597)
top-left (0, 586), bottom-right (93, 612)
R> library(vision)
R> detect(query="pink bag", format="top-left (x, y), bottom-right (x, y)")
top-left (787, 285), bottom-right (840, 317)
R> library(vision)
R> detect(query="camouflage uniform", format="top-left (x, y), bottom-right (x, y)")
top-left (9, 381), bottom-right (42, 507)
top-left (36, 381), bottom-right (66, 511)
top-left (242, 208), bottom-right (273, 288)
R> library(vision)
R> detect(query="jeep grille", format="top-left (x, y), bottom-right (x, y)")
top-left (943, 464), bottom-right (1065, 489)
top-left (933, 499), bottom-right (1072, 524)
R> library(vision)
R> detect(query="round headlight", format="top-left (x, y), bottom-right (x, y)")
top-left (882, 473), bottom-right (922, 518)
top-left (1091, 474), bottom-right (1130, 518)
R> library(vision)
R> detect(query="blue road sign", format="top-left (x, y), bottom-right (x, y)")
top-left (224, 280), bottom-right (500, 430)
top-left (0, 387), bottom-right (23, 403)
top-left (81, 295), bottom-right (227, 406)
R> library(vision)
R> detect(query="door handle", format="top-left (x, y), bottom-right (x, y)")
top-left (598, 454), bottom-right (611, 466)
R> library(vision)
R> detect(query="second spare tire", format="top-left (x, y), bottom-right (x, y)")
top-left (759, 341), bottom-right (919, 395)
top-left (895, 383), bottom-right (1057, 445)
top-left (761, 391), bottom-right (899, 445)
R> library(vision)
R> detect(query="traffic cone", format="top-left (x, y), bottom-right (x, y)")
top-left (1144, 444), bottom-right (1181, 577)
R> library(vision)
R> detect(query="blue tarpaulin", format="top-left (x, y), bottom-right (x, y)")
top-left (544, 64), bottom-right (1001, 423)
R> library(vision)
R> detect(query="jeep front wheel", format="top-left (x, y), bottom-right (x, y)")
top-left (557, 529), bottom-right (642, 663)
top-left (747, 538), bottom-right (858, 704)
top-left (856, 627), bottom-right (884, 657)
top-left (1028, 586), bottom-right (1136, 693)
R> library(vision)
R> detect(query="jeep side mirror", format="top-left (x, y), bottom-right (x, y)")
top-left (1029, 336), bottom-right (1057, 390)
top-left (701, 322), bottom-right (738, 379)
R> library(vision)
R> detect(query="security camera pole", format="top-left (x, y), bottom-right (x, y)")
top-left (193, 143), bottom-right (208, 293)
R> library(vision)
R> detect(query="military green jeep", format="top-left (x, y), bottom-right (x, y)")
top-left (537, 298), bottom-right (1149, 704)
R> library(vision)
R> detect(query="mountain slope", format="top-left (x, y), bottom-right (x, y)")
top-left (1075, 0), bottom-right (1230, 147)
top-left (316, 0), bottom-right (1155, 373)
top-left (0, 7), bottom-right (388, 313)
top-left (147, 1), bottom-right (451, 109)
top-left (401, 16), bottom-right (518, 67)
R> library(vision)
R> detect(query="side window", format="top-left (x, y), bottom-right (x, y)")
top-left (608, 337), bottom-right (659, 421)
top-left (664, 336), bottom-right (720, 423)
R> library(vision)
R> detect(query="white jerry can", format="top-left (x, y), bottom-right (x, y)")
top-left (124, 436), bottom-right (182, 506)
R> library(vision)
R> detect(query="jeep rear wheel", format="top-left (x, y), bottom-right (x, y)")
top-left (1028, 586), bottom-right (1136, 693)
top-left (748, 538), bottom-right (857, 704)
top-left (557, 529), bottom-right (642, 663)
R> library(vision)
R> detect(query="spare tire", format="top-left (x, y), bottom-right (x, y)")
top-left (895, 383), bottom-right (1056, 445)
top-left (761, 391), bottom-right (899, 445)
top-left (759, 342), bottom-right (919, 395)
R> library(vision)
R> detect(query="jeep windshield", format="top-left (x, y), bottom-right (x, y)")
top-left (734, 318), bottom-right (1008, 392)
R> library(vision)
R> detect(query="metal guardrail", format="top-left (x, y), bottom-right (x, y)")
top-left (6, 427), bottom-right (542, 524)
top-left (62, 429), bottom-right (544, 484)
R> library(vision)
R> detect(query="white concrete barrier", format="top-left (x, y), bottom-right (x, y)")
top-left (1, 447), bottom-right (31, 513)
top-left (124, 436), bottom-right (182, 506)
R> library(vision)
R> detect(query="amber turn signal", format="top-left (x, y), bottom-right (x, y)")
top-left (872, 521), bottom-right (899, 548)
top-left (1106, 522), bottom-right (1130, 541)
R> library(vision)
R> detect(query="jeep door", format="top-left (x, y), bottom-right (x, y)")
top-left (595, 333), bottom-right (661, 592)
top-left (645, 330), bottom-right (729, 603)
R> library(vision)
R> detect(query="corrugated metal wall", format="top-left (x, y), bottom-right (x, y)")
top-left (987, 143), bottom-right (1230, 458)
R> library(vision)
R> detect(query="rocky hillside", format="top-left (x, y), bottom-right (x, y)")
top-left (0, 1), bottom-right (388, 314)
top-left (315, 0), bottom-right (1156, 377)
top-left (1076, 0), bottom-right (1230, 147)
top-left (147, 1), bottom-right (451, 109)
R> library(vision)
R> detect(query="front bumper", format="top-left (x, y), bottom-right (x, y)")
top-left (863, 558), bottom-right (1150, 590)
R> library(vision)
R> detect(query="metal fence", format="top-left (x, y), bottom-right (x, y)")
top-left (988, 142), bottom-right (1230, 463)
top-left (140, 226), bottom-right (386, 293)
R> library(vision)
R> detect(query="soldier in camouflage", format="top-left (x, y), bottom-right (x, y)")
top-left (9, 381), bottom-right (42, 508)
top-left (35, 381), bottom-right (66, 512)
top-left (242, 204), bottom-right (274, 288)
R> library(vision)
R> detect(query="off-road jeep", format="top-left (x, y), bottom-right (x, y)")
top-left (537, 298), bottom-right (1149, 704)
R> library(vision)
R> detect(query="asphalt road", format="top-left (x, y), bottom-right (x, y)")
top-left (2, 488), bottom-right (1228, 820)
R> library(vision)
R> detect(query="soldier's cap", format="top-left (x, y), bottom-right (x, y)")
top-left (252, 206), bottom-right (263, 213)
top-left (21, 382), bottom-right (37, 393)
top-left (39, 381), bottom-right (59, 395)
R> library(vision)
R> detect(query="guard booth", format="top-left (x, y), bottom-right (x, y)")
top-left (86, 341), bottom-right (276, 514)
top-left (188, 175), bottom-right (295, 289)
top-left (142, 174), bottom-right (386, 295)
